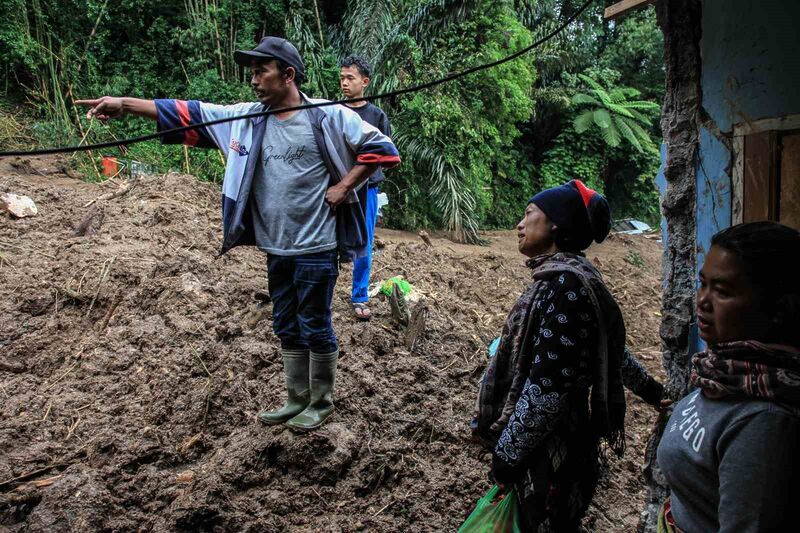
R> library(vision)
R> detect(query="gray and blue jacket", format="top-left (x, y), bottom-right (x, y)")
top-left (154, 95), bottom-right (400, 260)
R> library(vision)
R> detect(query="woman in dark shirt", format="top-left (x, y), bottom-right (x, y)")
top-left (657, 222), bottom-right (800, 533)
top-left (472, 180), bottom-right (664, 531)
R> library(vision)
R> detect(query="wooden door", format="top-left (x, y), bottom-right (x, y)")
top-left (743, 131), bottom-right (778, 222)
top-left (780, 133), bottom-right (800, 230)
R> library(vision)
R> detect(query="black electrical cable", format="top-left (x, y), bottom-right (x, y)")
top-left (0, 0), bottom-right (594, 158)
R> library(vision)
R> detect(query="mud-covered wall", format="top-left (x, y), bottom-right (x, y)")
top-left (658, 0), bottom-right (800, 370)
top-left (641, 1), bottom-right (702, 530)
top-left (656, 0), bottom-right (701, 405)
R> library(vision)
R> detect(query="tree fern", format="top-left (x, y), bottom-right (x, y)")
top-left (571, 73), bottom-right (659, 153)
top-left (573, 109), bottom-right (594, 133)
top-left (593, 108), bottom-right (612, 129)
top-left (571, 93), bottom-right (600, 106)
top-left (598, 120), bottom-right (621, 147)
top-left (614, 116), bottom-right (642, 152)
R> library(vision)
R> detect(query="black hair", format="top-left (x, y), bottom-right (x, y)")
top-left (274, 58), bottom-right (304, 86)
top-left (340, 55), bottom-right (372, 78)
top-left (552, 225), bottom-right (584, 254)
top-left (711, 221), bottom-right (800, 346)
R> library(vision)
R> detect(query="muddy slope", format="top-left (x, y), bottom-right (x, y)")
top-left (0, 159), bottom-right (664, 532)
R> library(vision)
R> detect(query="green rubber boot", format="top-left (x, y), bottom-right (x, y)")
top-left (286, 350), bottom-right (338, 432)
top-left (258, 349), bottom-right (310, 425)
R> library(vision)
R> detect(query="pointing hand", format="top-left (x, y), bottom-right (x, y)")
top-left (74, 97), bottom-right (125, 121)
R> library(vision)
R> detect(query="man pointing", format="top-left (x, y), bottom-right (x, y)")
top-left (77, 36), bottom-right (400, 431)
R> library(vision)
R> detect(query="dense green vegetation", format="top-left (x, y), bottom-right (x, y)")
top-left (0, 0), bottom-right (664, 242)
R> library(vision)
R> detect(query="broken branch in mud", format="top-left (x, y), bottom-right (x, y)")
top-left (40, 402), bottom-right (52, 421)
top-left (0, 448), bottom-right (87, 491)
top-left (86, 256), bottom-right (115, 317)
top-left (372, 499), bottom-right (396, 517)
top-left (73, 204), bottom-right (105, 236)
top-left (179, 433), bottom-right (203, 454)
top-left (98, 291), bottom-right (123, 331)
top-left (403, 300), bottom-right (428, 351)
top-left (83, 179), bottom-right (136, 208)
top-left (31, 474), bottom-right (63, 488)
top-left (418, 230), bottom-right (433, 247)
top-left (65, 417), bottom-right (81, 441)
top-left (191, 347), bottom-right (214, 426)
top-left (311, 487), bottom-right (329, 507)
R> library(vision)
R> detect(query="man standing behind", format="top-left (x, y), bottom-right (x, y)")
top-left (76, 37), bottom-right (400, 431)
top-left (339, 56), bottom-right (392, 321)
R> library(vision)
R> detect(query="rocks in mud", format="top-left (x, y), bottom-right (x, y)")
top-left (179, 272), bottom-right (211, 307)
top-left (1, 192), bottom-right (38, 218)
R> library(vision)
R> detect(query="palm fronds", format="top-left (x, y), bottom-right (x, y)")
top-left (393, 130), bottom-right (483, 244)
top-left (337, 0), bottom-right (396, 64)
top-left (286, 9), bottom-right (330, 98)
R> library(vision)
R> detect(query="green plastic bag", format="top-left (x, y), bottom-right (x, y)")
top-left (379, 276), bottom-right (413, 297)
top-left (458, 485), bottom-right (522, 533)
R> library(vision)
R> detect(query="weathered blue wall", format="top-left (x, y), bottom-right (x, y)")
top-left (697, 0), bottom-right (800, 262)
top-left (694, 128), bottom-right (731, 282)
top-left (701, 1), bottom-right (800, 133)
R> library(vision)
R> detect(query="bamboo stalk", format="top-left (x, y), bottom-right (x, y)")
top-left (78, 0), bottom-right (111, 73)
top-left (183, 144), bottom-right (191, 174)
top-left (313, 0), bottom-right (326, 48)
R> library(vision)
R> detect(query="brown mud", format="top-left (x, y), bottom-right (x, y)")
top-left (0, 157), bottom-right (664, 532)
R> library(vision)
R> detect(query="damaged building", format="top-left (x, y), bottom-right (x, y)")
top-left (605, 0), bottom-right (800, 528)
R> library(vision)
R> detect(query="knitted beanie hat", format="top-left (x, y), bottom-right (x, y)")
top-left (529, 179), bottom-right (611, 251)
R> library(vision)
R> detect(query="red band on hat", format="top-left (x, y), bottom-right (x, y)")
top-left (573, 179), bottom-right (595, 208)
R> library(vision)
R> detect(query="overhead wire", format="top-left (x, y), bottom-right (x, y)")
top-left (0, 0), bottom-right (594, 158)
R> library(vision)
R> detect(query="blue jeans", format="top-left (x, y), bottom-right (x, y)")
top-left (267, 250), bottom-right (338, 354)
top-left (352, 186), bottom-right (378, 303)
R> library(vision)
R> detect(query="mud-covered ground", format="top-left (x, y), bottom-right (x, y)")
top-left (0, 157), bottom-right (664, 532)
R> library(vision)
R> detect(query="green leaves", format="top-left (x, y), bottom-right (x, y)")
top-left (372, 3), bottom-right (536, 241)
top-left (569, 72), bottom-right (659, 153)
top-left (614, 116), bottom-right (642, 152)
top-left (571, 93), bottom-right (600, 107)
top-left (573, 110), bottom-right (594, 133)
top-left (3, 0), bottom-right (664, 237)
top-left (593, 108), bottom-right (612, 129)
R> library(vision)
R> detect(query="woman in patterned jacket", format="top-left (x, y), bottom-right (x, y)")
top-left (472, 180), bottom-right (664, 532)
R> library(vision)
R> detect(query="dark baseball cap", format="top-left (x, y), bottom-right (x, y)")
top-left (234, 36), bottom-right (305, 82)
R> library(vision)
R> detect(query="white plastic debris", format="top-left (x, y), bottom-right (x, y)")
top-left (376, 192), bottom-right (389, 217)
top-left (0, 193), bottom-right (38, 218)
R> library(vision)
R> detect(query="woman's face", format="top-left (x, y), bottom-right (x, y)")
top-left (696, 245), bottom-right (769, 345)
top-left (517, 203), bottom-right (556, 258)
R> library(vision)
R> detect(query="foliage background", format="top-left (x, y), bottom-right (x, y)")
top-left (0, 0), bottom-right (665, 241)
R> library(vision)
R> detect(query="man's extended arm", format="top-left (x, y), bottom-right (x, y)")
top-left (74, 97), bottom-right (157, 121)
